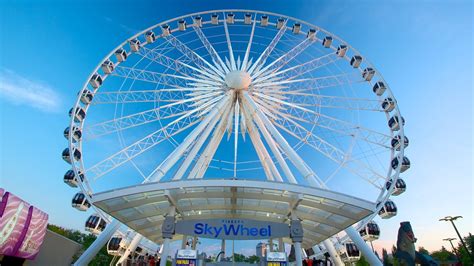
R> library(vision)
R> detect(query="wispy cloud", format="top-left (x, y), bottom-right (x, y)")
top-left (104, 16), bottom-right (139, 35)
top-left (0, 69), bottom-right (61, 113)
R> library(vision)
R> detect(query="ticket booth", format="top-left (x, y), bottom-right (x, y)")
top-left (266, 252), bottom-right (287, 266)
top-left (175, 249), bottom-right (197, 266)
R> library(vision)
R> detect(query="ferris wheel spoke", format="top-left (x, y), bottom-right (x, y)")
top-left (192, 26), bottom-right (230, 73)
top-left (251, 38), bottom-right (315, 80)
top-left (242, 92), bottom-right (325, 187)
top-left (112, 66), bottom-right (188, 88)
top-left (163, 35), bottom-right (226, 78)
top-left (147, 94), bottom-right (232, 182)
top-left (222, 12), bottom-right (237, 71)
top-left (85, 114), bottom-right (199, 181)
top-left (252, 52), bottom-right (339, 85)
top-left (242, 100), bottom-right (297, 183)
top-left (139, 46), bottom-right (223, 83)
top-left (247, 19), bottom-right (288, 75)
top-left (252, 72), bottom-right (361, 89)
top-left (187, 102), bottom-right (234, 180)
top-left (241, 14), bottom-right (257, 71)
top-left (281, 93), bottom-right (382, 112)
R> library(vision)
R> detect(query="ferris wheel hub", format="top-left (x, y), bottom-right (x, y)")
top-left (224, 70), bottom-right (251, 90)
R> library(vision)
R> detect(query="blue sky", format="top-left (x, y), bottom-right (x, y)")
top-left (0, 0), bottom-right (472, 256)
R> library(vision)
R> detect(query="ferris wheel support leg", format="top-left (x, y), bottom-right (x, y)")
top-left (345, 227), bottom-right (382, 266)
top-left (73, 219), bottom-right (121, 266)
top-left (117, 234), bottom-right (142, 265)
top-left (294, 242), bottom-right (303, 266)
top-left (322, 239), bottom-right (344, 266)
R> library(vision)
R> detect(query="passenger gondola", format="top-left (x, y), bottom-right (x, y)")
top-left (226, 13), bottom-right (235, 24)
top-left (80, 89), bottom-right (94, 104)
top-left (261, 15), bottom-right (269, 26)
top-left (129, 39), bottom-right (140, 52)
top-left (72, 192), bottom-right (90, 211)
top-left (359, 221), bottom-right (380, 241)
top-left (85, 214), bottom-right (107, 235)
top-left (386, 178), bottom-right (407, 196)
top-left (307, 29), bottom-right (316, 40)
top-left (107, 236), bottom-right (124, 256)
top-left (391, 135), bottom-right (409, 151)
top-left (63, 169), bottom-right (84, 188)
top-left (69, 106), bottom-right (86, 122)
top-left (62, 147), bottom-right (81, 164)
top-left (372, 81), bottom-right (386, 96)
top-left (194, 16), bottom-right (202, 27)
top-left (114, 48), bottom-right (127, 62)
top-left (336, 44), bottom-right (347, 57)
top-left (292, 23), bottom-right (301, 34)
top-left (89, 74), bottom-right (102, 89)
top-left (382, 97), bottom-right (396, 112)
top-left (63, 126), bottom-right (82, 142)
top-left (276, 18), bottom-right (285, 29)
top-left (350, 55), bottom-right (362, 68)
top-left (178, 19), bottom-right (187, 31)
top-left (101, 60), bottom-right (114, 74)
top-left (145, 31), bottom-right (156, 43)
top-left (322, 36), bottom-right (333, 48)
top-left (161, 24), bottom-right (171, 36)
top-left (340, 242), bottom-right (360, 263)
top-left (211, 14), bottom-right (219, 25)
top-left (388, 115), bottom-right (405, 131)
top-left (244, 13), bottom-right (252, 24)
top-left (391, 156), bottom-right (410, 172)
top-left (362, 67), bottom-right (375, 81)
top-left (378, 199), bottom-right (397, 219)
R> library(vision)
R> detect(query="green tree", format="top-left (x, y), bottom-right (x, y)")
top-left (430, 246), bottom-right (456, 263)
top-left (417, 246), bottom-right (429, 255)
top-left (456, 234), bottom-right (473, 265)
top-left (355, 255), bottom-right (370, 266)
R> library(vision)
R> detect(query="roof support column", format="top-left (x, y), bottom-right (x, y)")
top-left (290, 213), bottom-right (303, 266)
top-left (345, 226), bottom-right (382, 266)
top-left (322, 239), bottom-right (344, 266)
top-left (278, 238), bottom-right (284, 252)
top-left (160, 206), bottom-right (176, 266)
top-left (220, 239), bottom-right (226, 261)
top-left (192, 236), bottom-right (198, 250)
top-left (181, 235), bottom-right (188, 249)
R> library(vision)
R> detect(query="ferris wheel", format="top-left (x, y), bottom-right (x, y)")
top-left (63, 9), bottom-right (409, 266)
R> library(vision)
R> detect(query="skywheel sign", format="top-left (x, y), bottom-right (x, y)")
top-left (175, 219), bottom-right (290, 240)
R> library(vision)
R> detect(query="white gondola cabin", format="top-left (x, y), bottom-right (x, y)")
top-left (63, 169), bottom-right (84, 188)
top-left (382, 97), bottom-right (396, 112)
top-left (336, 44), bottom-right (347, 57)
top-left (244, 13), bottom-right (252, 24)
top-left (107, 237), bottom-right (125, 256)
top-left (391, 156), bottom-right (410, 172)
top-left (391, 135), bottom-right (409, 151)
top-left (362, 67), bottom-right (375, 81)
top-left (101, 60), bottom-right (114, 74)
top-left (261, 15), bottom-right (269, 26)
top-left (194, 16), bottom-right (202, 27)
top-left (80, 89), bottom-right (94, 104)
top-left (69, 107), bottom-right (86, 122)
top-left (292, 23), bottom-right (301, 34)
top-left (307, 29), bottom-right (316, 40)
top-left (85, 214), bottom-right (107, 235)
top-left (62, 147), bottom-right (81, 164)
top-left (386, 178), bottom-right (407, 196)
top-left (373, 81), bottom-right (386, 96)
top-left (323, 36), bottom-right (333, 48)
top-left (129, 39), bottom-right (140, 52)
top-left (211, 14), bottom-right (219, 25)
top-left (178, 20), bottom-right (187, 31)
top-left (350, 55), bottom-right (362, 68)
top-left (161, 24), bottom-right (171, 36)
top-left (276, 18), bottom-right (285, 29)
top-left (226, 13), bottom-right (235, 24)
top-left (114, 48), bottom-right (127, 62)
top-left (359, 221), bottom-right (380, 241)
top-left (63, 126), bottom-right (82, 142)
top-left (89, 74), bottom-right (103, 89)
top-left (72, 192), bottom-right (90, 211)
top-left (145, 31), bottom-right (156, 43)
top-left (339, 243), bottom-right (360, 263)
top-left (388, 115), bottom-right (405, 131)
top-left (378, 200), bottom-right (397, 219)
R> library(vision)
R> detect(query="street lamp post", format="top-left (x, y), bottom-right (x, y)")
top-left (443, 238), bottom-right (460, 260)
top-left (439, 216), bottom-right (472, 258)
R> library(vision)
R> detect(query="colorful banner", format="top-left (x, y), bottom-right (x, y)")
top-left (0, 190), bottom-right (48, 259)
